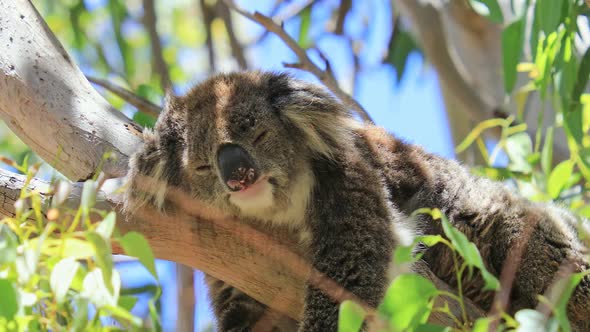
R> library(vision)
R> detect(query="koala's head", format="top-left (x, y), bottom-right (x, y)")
top-left (127, 71), bottom-right (354, 221)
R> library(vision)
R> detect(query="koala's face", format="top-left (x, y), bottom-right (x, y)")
top-left (174, 72), bottom-right (329, 220)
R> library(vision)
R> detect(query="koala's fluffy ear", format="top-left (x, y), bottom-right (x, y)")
top-left (269, 74), bottom-right (356, 159)
top-left (124, 92), bottom-right (186, 215)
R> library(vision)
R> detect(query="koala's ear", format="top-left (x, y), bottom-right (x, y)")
top-left (277, 77), bottom-right (356, 159)
top-left (124, 91), bottom-right (186, 216)
top-left (156, 90), bottom-right (185, 130)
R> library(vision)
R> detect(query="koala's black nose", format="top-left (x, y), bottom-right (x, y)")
top-left (217, 144), bottom-right (259, 191)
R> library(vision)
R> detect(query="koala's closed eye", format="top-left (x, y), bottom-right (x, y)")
top-left (253, 130), bottom-right (268, 146)
top-left (195, 164), bottom-right (212, 175)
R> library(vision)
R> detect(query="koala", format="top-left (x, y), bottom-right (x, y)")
top-left (124, 71), bottom-right (590, 331)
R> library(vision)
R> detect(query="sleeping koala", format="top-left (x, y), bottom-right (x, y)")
top-left (124, 71), bottom-right (590, 331)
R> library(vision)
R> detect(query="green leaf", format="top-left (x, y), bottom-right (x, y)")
top-left (297, 5), bottom-right (313, 49)
top-left (440, 216), bottom-right (500, 290)
top-left (71, 297), bottom-right (89, 331)
top-left (386, 27), bottom-right (421, 83)
top-left (572, 46), bottom-right (590, 106)
top-left (536, 0), bottom-right (565, 35)
top-left (502, 18), bottom-right (525, 93)
top-left (379, 274), bottom-right (437, 330)
top-left (104, 305), bottom-right (142, 327)
top-left (86, 232), bottom-right (114, 293)
top-left (541, 127), bottom-right (554, 176)
top-left (547, 160), bottom-right (574, 198)
top-left (119, 232), bottom-right (158, 281)
top-left (50, 257), bottom-right (80, 304)
top-left (148, 299), bottom-right (162, 332)
top-left (557, 35), bottom-right (578, 111)
top-left (81, 268), bottom-right (120, 308)
top-left (469, 0), bottom-right (504, 23)
top-left (552, 271), bottom-right (590, 331)
top-left (16, 243), bottom-right (41, 284)
top-left (506, 132), bottom-right (533, 173)
top-left (61, 238), bottom-right (95, 259)
top-left (118, 295), bottom-right (139, 312)
top-left (0, 225), bottom-right (17, 264)
top-left (456, 118), bottom-right (509, 154)
top-left (393, 243), bottom-right (419, 265)
top-left (472, 318), bottom-right (492, 332)
top-left (418, 235), bottom-right (445, 247)
top-left (96, 211), bottom-right (116, 240)
top-left (338, 300), bottom-right (366, 332)
top-left (0, 279), bottom-right (18, 320)
top-left (133, 111), bottom-right (157, 128)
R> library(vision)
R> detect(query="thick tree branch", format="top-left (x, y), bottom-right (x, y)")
top-left (0, 168), bottom-right (483, 324)
top-left (0, 0), bottom-right (142, 180)
top-left (224, 0), bottom-right (375, 124)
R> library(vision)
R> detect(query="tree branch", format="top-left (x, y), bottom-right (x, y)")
top-left (216, 1), bottom-right (248, 70)
top-left (223, 0), bottom-right (375, 124)
top-left (0, 167), bottom-right (483, 324)
top-left (87, 76), bottom-right (161, 117)
top-left (0, 0), bottom-right (142, 180)
top-left (142, 0), bottom-right (172, 90)
top-left (334, 0), bottom-right (352, 35)
top-left (199, 0), bottom-right (217, 74)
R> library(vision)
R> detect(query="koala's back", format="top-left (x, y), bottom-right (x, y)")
top-left (355, 124), bottom-right (590, 328)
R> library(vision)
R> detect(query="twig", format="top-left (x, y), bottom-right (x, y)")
top-left (87, 76), bottom-right (161, 117)
top-left (142, 0), bottom-right (172, 90)
top-left (334, 0), bottom-right (352, 35)
top-left (224, 0), bottom-right (375, 124)
top-left (246, 0), bottom-right (314, 46)
top-left (216, 1), bottom-right (248, 70)
top-left (199, 0), bottom-right (216, 73)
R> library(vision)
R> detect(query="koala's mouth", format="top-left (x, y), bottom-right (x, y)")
top-left (228, 175), bottom-right (269, 195)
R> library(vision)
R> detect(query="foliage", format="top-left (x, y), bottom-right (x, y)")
top-left (0, 159), bottom-right (161, 331)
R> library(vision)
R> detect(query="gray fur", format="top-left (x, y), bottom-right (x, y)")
top-left (124, 71), bottom-right (590, 331)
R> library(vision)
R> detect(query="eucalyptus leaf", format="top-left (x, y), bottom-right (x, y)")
top-left (0, 225), bottom-right (17, 265)
top-left (87, 232), bottom-right (113, 293)
top-left (502, 18), bottom-right (525, 93)
top-left (50, 257), bottom-right (80, 304)
top-left (0, 279), bottom-right (18, 319)
top-left (119, 232), bottom-right (158, 281)
top-left (96, 212), bottom-right (116, 240)
top-left (379, 274), bottom-right (437, 330)
top-left (338, 300), bottom-right (366, 332)
top-left (547, 160), bottom-right (574, 199)
top-left (81, 268), bottom-right (120, 308)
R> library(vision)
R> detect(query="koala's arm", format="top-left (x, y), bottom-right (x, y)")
top-left (364, 129), bottom-right (590, 327)
top-left (300, 156), bottom-right (396, 331)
